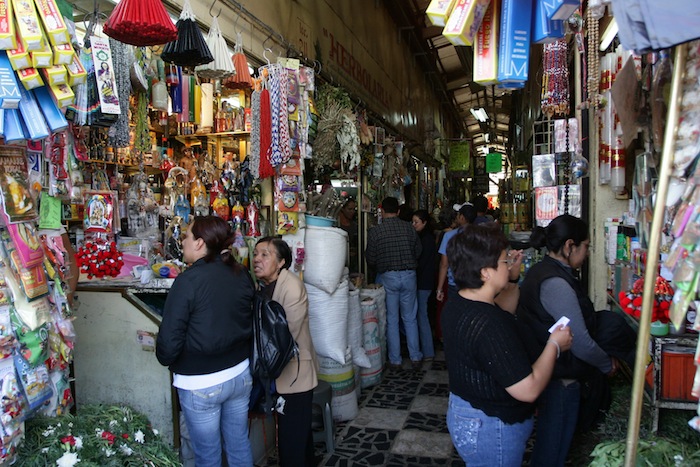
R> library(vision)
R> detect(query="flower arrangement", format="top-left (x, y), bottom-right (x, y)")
top-left (75, 240), bottom-right (124, 279)
top-left (16, 404), bottom-right (180, 466)
top-left (618, 276), bottom-right (674, 322)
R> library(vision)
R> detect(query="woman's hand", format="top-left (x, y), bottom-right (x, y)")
top-left (550, 325), bottom-right (573, 352)
top-left (607, 356), bottom-right (620, 377)
top-left (436, 289), bottom-right (445, 302)
top-left (508, 250), bottom-right (524, 282)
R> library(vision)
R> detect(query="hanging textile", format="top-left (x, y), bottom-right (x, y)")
top-left (259, 87), bottom-right (274, 179)
top-left (224, 32), bottom-right (253, 89)
top-left (250, 86), bottom-right (261, 179)
top-left (108, 38), bottom-right (131, 148)
top-left (278, 66), bottom-right (291, 164)
top-left (268, 64), bottom-right (282, 167)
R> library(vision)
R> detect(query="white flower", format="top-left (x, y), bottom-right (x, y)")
top-left (95, 428), bottom-right (104, 438)
top-left (109, 420), bottom-right (118, 428)
top-left (123, 417), bottom-right (127, 422)
top-left (119, 444), bottom-right (133, 456)
top-left (134, 430), bottom-right (145, 444)
top-left (74, 437), bottom-right (83, 450)
top-left (43, 428), bottom-right (56, 437)
top-left (41, 447), bottom-right (49, 453)
top-left (55, 451), bottom-right (80, 467)
top-left (68, 422), bottom-right (73, 428)
top-left (104, 448), bottom-right (115, 457)
top-left (152, 428), bottom-right (159, 436)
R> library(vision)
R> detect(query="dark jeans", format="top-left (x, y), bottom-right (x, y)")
top-left (530, 379), bottom-right (581, 467)
top-left (277, 389), bottom-right (314, 467)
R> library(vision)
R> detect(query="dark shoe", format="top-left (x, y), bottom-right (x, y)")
top-left (388, 363), bottom-right (402, 371)
top-left (411, 360), bottom-right (423, 371)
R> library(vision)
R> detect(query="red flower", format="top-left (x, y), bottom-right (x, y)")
top-left (101, 431), bottom-right (116, 445)
top-left (61, 435), bottom-right (76, 446)
top-left (122, 433), bottom-right (129, 439)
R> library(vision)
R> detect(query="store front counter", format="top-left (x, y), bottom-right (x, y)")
top-left (72, 281), bottom-right (275, 463)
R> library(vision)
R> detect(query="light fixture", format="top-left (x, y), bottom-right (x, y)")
top-left (599, 18), bottom-right (618, 51)
top-left (470, 107), bottom-right (488, 123)
top-left (484, 132), bottom-right (490, 143)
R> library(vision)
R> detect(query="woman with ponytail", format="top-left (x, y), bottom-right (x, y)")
top-left (157, 216), bottom-right (255, 467)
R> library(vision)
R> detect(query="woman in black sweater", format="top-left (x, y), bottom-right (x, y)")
top-left (442, 224), bottom-right (572, 466)
top-left (156, 216), bottom-right (255, 467)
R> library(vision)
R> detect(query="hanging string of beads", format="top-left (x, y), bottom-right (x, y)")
top-left (564, 120), bottom-right (571, 214)
top-left (586, 8), bottom-right (601, 108)
top-left (541, 39), bottom-right (569, 118)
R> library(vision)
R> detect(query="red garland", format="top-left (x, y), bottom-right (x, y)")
top-left (258, 88), bottom-right (275, 179)
top-left (75, 240), bottom-right (124, 279)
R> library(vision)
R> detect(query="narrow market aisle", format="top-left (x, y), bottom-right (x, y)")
top-left (317, 350), bottom-right (465, 467)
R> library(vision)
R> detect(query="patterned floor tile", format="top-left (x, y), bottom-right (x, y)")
top-left (365, 391), bottom-right (415, 410)
top-left (321, 447), bottom-right (391, 466)
top-left (418, 382), bottom-right (450, 397)
top-left (403, 411), bottom-right (448, 433)
top-left (421, 369), bottom-right (449, 385)
top-left (391, 430), bottom-right (454, 458)
top-left (410, 395), bottom-right (448, 414)
top-left (350, 406), bottom-right (409, 430)
top-left (337, 426), bottom-right (398, 451)
top-left (430, 360), bottom-right (448, 371)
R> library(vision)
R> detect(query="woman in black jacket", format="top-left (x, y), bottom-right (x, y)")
top-left (412, 209), bottom-right (437, 360)
top-left (156, 216), bottom-right (255, 467)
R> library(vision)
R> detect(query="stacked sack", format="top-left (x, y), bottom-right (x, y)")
top-left (304, 225), bottom-right (365, 421)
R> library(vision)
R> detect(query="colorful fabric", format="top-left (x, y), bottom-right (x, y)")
top-left (250, 89), bottom-right (261, 179)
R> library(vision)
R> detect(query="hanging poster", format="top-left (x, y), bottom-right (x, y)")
top-left (89, 36), bottom-right (120, 114)
top-left (535, 186), bottom-right (558, 226)
top-left (83, 190), bottom-right (115, 233)
top-left (448, 141), bottom-right (470, 172)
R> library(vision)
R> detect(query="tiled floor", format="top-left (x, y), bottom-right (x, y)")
top-left (316, 351), bottom-right (466, 467)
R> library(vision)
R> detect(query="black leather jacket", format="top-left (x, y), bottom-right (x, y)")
top-left (156, 256), bottom-right (255, 375)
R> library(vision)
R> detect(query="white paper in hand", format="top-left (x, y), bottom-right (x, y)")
top-left (548, 316), bottom-right (570, 333)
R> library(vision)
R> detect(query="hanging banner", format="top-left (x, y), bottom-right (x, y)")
top-left (89, 36), bottom-right (120, 114)
top-left (448, 141), bottom-right (470, 172)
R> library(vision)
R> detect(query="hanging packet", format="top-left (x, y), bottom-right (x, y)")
top-left (13, 351), bottom-right (52, 411)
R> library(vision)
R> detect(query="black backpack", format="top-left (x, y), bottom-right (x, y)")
top-left (250, 290), bottom-right (299, 413)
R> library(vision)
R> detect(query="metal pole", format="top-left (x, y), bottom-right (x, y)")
top-left (624, 44), bottom-right (687, 467)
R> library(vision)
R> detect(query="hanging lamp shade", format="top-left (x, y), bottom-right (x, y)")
top-left (195, 16), bottom-right (234, 79)
top-left (103, 0), bottom-right (177, 46)
top-left (223, 32), bottom-right (252, 89)
top-left (160, 0), bottom-right (214, 68)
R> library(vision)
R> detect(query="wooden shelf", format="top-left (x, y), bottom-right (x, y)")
top-left (83, 159), bottom-right (164, 172)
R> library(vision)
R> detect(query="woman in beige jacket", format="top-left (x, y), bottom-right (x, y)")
top-left (253, 236), bottom-right (318, 466)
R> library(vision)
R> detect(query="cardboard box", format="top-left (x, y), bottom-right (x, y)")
top-left (3, 107), bottom-right (24, 142)
top-left (473, 0), bottom-right (499, 84)
top-left (33, 0), bottom-right (69, 46)
top-left (0, 0), bottom-right (16, 50)
top-left (546, 0), bottom-right (578, 21)
top-left (41, 64), bottom-right (66, 85)
top-left (498, 0), bottom-right (533, 83)
top-left (0, 50), bottom-right (20, 108)
top-left (426, 0), bottom-right (456, 27)
top-left (33, 84), bottom-right (67, 132)
top-left (662, 346), bottom-right (698, 401)
top-left (66, 52), bottom-right (86, 86)
top-left (443, 0), bottom-right (491, 46)
top-left (7, 31), bottom-right (29, 70)
top-left (30, 37), bottom-right (53, 68)
top-left (17, 67), bottom-right (43, 89)
top-left (12, 0), bottom-right (43, 51)
top-left (48, 80), bottom-right (73, 107)
top-left (533, 0), bottom-right (565, 44)
top-left (17, 80), bottom-right (49, 140)
top-left (52, 42), bottom-right (72, 65)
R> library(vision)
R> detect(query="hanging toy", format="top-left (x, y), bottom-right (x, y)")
top-left (246, 201), bottom-right (261, 237)
top-left (570, 150), bottom-right (590, 180)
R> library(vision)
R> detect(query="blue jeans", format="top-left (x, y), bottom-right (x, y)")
top-left (382, 270), bottom-right (422, 364)
top-left (530, 380), bottom-right (580, 467)
top-left (178, 369), bottom-right (253, 467)
top-left (447, 393), bottom-right (534, 466)
top-left (416, 289), bottom-right (434, 358)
